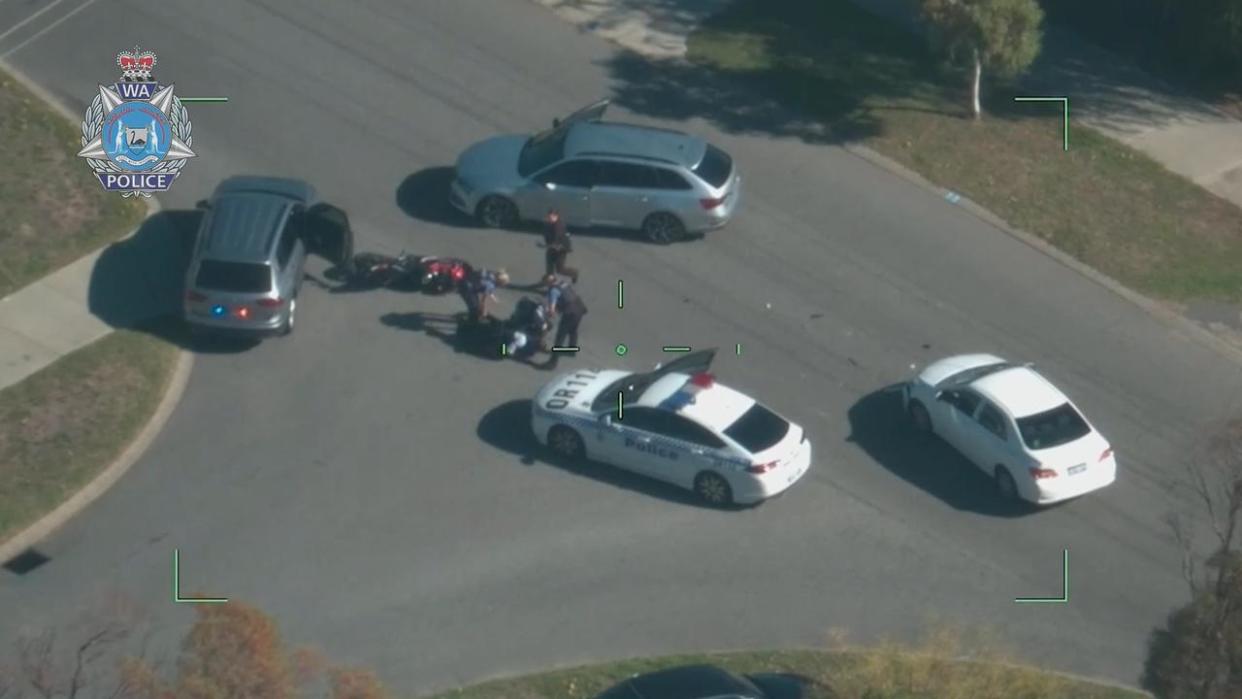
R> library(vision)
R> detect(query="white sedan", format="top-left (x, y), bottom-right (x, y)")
top-left (902, 354), bottom-right (1117, 505)
top-left (531, 349), bottom-right (812, 506)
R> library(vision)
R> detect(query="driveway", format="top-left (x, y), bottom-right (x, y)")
top-left (2, 0), bottom-right (1240, 694)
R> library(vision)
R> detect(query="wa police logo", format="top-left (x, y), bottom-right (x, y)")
top-left (77, 48), bottom-right (196, 197)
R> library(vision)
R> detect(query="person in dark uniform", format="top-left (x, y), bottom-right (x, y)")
top-left (543, 275), bottom-right (587, 366)
top-left (542, 209), bottom-right (579, 283)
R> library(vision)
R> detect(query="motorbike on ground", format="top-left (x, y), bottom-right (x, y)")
top-left (349, 252), bottom-right (473, 293)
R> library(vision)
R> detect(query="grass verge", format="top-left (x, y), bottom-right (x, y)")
top-left (686, 0), bottom-right (1242, 303)
top-left (421, 646), bottom-right (1144, 699)
top-left (0, 328), bottom-right (178, 543)
top-left (0, 67), bottom-right (146, 298)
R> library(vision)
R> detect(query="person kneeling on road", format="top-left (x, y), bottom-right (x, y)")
top-left (504, 297), bottom-right (550, 359)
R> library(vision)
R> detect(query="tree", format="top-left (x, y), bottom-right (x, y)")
top-left (920, 0), bottom-right (1044, 118)
top-left (6, 600), bottom-right (391, 699)
top-left (1146, 420), bottom-right (1242, 699)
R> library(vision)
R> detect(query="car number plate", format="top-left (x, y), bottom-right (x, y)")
top-left (1068, 464), bottom-right (1086, 475)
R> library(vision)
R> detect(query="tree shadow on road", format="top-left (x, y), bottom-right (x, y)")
top-left (479, 399), bottom-right (734, 510)
top-left (87, 209), bottom-right (256, 355)
top-left (847, 386), bottom-right (1031, 518)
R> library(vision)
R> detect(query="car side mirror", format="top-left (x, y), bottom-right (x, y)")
top-left (552, 118), bottom-right (561, 128)
top-left (599, 414), bottom-right (612, 426)
top-left (195, 199), bottom-right (210, 210)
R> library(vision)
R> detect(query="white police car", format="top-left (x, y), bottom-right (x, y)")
top-left (531, 349), bottom-right (812, 506)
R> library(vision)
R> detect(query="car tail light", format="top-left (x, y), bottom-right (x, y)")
top-left (1029, 466), bottom-right (1058, 480)
top-left (186, 290), bottom-right (207, 302)
top-left (256, 297), bottom-right (284, 308)
top-left (747, 461), bottom-right (778, 474)
top-left (452, 266), bottom-right (465, 280)
top-left (235, 306), bottom-right (251, 319)
top-left (1099, 447), bottom-right (1113, 462)
top-left (690, 372), bottom-right (714, 388)
top-left (700, 196), bottom-right (725, 210)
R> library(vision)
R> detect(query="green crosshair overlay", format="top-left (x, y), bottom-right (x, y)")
top-left (1014, 549), bottom-right (1069, 604)
top-left (172, 549), bottom-right (229, 604)
top-left (1013, 96), bottom-right (1070, 151)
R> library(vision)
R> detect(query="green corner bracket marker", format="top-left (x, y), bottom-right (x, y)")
top-left (1013, 96), bottom-right (1070, 151)
top-left (1014, 548), bottom-right (1069, 604)
top-left (173, 548), bottom-right (229, 604)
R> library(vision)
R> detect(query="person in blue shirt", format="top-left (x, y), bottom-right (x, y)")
top-left (459, 268), bottom-right (509, 323)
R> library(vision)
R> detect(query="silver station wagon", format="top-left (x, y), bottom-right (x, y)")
top-left (450, 99), bottom-right (742, 243)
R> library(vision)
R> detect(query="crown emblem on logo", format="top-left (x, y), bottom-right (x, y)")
top-left (116, 48), bottom-right (157, 81)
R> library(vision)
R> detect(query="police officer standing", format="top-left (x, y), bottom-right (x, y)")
top-left (542, 209), bottom-right (579, 283)
top-left (543, 275), bottom-right (587, 367)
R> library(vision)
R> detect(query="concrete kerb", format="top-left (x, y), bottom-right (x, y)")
top-left (523, 0), bottom-right (1242, 369)
top-left (0, 349), bottom-right (193, 564)
top-left (429, 646), bottom-right (1154, 697)
top-left (0, 60), bottom-right (196, 562)
top-left (839, 140), bottom-right (1242, 367)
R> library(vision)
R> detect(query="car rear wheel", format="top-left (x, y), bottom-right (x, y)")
top-left (642, 212), bottom-right (687, 244)
top-left (994, 466), bottom-right (1019, 501)
top-left (477, 195), bottom-right (518, 229)
top-left (548, 426), bottom-right (585, 461)
top-left (908, 401), bottom-right (932, 437)
top-left (279, 297), bottom-right (297, 336)
top-left (694, 471), bottom-right (733, 506)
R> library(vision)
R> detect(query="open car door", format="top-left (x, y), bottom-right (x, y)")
top-left (304, 202), bottom-right (352, 266)
top-left (651, 348), bottom-right (717, 378)
top-left (552, 98), bottom-right (610, 129)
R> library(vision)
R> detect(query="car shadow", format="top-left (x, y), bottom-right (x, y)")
top-left (87, 209), bottom-right (257, 354)
top-left (846, 385), bottom-right (1032, 518)
top-left (396, 167), bottom-right (476, 228)
top-left (478, 399), bottom-right (736, 510)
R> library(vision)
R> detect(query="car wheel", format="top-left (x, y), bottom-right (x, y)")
top-left (994, 466), bottom-right (1019, 501)
top-left (547, 426), bottom-right (585, 460)
top-left (694, 471), bottom-right (733, 506)
top-left (908, 401), bottom-right (932, 437)
top-left (279, 297), bottom-right (297, 336)
top-left (476, 195), bottom-right (519, 229)
top-left (642, 212), bottom-right (686, 244)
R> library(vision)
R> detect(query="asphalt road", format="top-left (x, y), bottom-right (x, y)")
top-left (4, 0), bottom-right (1242, 694)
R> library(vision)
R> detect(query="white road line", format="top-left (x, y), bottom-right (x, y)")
top-left (1, 0), bottom-right (96, 59)
top-left (0, 0), bottom-right (70, 42)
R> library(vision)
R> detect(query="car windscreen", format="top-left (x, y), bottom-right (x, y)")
top-left (591, 372), bottom-right (662, 413)
top-left (518, 129), bottom-right (567, 177)
top-left (691, 144), bottom-right (733, 188)
top-left (194, 260), bottom-right (272, 293)
top-left (724, 403), bottom-right (790, 453)
top-left (1016, 403), bottom-right (1091, 450)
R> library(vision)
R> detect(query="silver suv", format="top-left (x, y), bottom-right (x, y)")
top-left (450, 99), bottom-right (742, 243)
top-left (184, 176), bottom-right (329, 337)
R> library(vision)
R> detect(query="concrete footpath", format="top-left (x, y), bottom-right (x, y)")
top-left (0, 199), bottom-right (159, 391)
